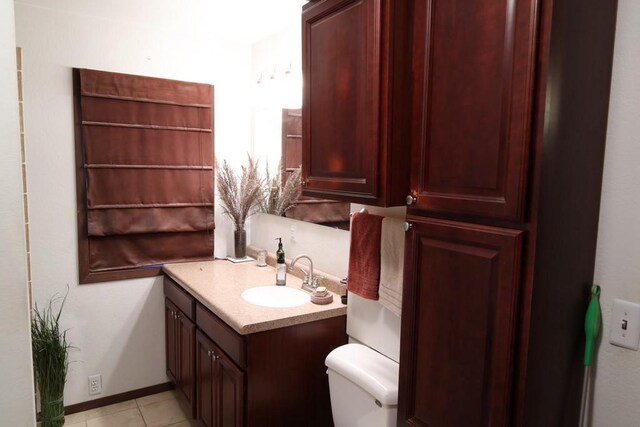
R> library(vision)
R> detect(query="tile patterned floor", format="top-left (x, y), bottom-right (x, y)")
top-left (59, 390), bottom-right (198, 427)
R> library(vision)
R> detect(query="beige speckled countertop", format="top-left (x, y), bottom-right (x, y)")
top-left (163, 260), bottom-right (347, 335)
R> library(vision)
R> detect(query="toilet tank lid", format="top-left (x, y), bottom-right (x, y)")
top-left (325, 343), bottom-right (399, 405)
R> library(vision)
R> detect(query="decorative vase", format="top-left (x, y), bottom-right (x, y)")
top-left (234, 229), bottom-right (247, 259)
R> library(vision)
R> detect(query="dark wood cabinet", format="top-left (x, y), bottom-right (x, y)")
top-left (177, 312), bottom-right (195, 410)
top-left (282, 108), bottom-right (351, 227)
top-left (301, 0), bottom-right (411, 206)
top-left (165, 275), bottom-right (348, 426)
top-left (406, 0), bottom-right (537, 220)
top-left (196, 330), bottom-right (244, 427)
top-left (397, 0), bottom-right (618, 425)
top-left (165, 299), bottom-right (178, 383)
top-left (217, 343), bottom-right (245, 427)
top-left (165, 298), bottom-right (196, 418)
top-left (399, 217), bottom-right (523, 426)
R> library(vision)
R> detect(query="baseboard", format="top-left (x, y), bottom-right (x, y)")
top-left (64, 382), bottom-right (173, 415)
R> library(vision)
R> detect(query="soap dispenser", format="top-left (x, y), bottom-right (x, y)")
top-left (275, 237), bottom-right (286, 286)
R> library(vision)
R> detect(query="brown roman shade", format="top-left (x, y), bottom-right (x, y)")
top-left (74, 68), bottom-right (214, 284)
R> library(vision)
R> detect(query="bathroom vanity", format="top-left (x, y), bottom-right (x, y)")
top-left (163, 260), bottom-right (347, 427)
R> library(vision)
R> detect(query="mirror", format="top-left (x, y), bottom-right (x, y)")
top-left (250, 5), bottom-right (351, 230)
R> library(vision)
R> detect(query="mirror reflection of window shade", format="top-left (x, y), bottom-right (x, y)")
top-left (75, 68), bottom-right (215, 282)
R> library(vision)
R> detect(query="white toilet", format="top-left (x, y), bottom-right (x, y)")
top-left (325, 293), bottom-right (401, 427)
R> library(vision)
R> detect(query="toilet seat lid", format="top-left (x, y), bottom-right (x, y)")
top-left (325, 343), bottom-right (399, 405)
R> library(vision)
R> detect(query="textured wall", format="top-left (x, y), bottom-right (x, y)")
top-left (0, 0), bottom-right (36, 425)
top-left (14, 0), bottom-right (251, 406)
top-left (591, 1), bottom-right (640, 426)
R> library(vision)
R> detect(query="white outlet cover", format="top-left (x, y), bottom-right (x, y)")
top-left (609, 299), bottom-right (640, 350)
top-left (88, 374), bottom-right (102, 395)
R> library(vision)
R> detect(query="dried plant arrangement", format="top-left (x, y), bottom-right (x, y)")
top-left (32, 290), bottom-right (72, 427)
top-left (216, 154), bottom-right (263, 232)
top-left (260, 163), bottom-right (302, 217)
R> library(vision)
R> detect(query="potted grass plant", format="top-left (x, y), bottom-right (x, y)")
top-left (31, 292), bottom-right (72, 427)
top-left (216, 155), bottom-right (263, 259)
top-left (260, 163), bottom-right (301, 217)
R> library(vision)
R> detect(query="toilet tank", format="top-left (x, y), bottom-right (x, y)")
top-left (326, 343), bottom-right (399, 427)
top-left (346, 293), bottom-right (401, 362)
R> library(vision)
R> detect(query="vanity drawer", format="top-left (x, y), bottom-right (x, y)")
top-left (196, 303), bottom-right (246, 369)
top-left (164, 276), bottom-right (195, 320)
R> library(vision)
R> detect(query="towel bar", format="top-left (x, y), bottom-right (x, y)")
top-left (349, 208), bottom-right (369, 217)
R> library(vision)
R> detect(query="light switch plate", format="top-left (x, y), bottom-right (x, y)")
top-left (609, 299), bottom-right (640, 350)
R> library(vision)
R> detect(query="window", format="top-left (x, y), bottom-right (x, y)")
top-left (73, 69), bottom-right (214, 283)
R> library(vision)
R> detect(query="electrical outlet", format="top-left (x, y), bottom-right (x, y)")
top-left (88, 374), bottom-right (102, 395)
top-left (609, 299), bottom-right (640, 350)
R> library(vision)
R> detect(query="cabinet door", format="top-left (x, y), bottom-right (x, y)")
top-left (408, 0), bottom-right (537, 220)
top-left (301, 0), bottom-right (382, 202)
top-left (196, 330), bottom-right (217, 427)
top-left (217, 346), bottom-right (245, 427)
top-left (398, 217), bottom-right (523, 427)
top-left (176, 312), bottom-right (196, 417)
top-left (165, 299), bottom-right (178, 383)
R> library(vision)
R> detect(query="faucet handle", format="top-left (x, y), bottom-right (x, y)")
top-left (312, 275), bottom-right (324, 288)
top-left (302, 273), bottom-right (311, 285)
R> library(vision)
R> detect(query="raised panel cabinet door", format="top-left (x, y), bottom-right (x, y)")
top-left (408, 0), bottom-right (538, 220)
top-left (177, 312), bottom-right (196, 417)
top-left (216, 344), bottom-right (245, 427)
top-left (398, 217), bottom-right (523, 427)
top-left (165, 299), bottom-right (178, 383)
top-left (302, 0), bottom-right (382, 202)
top-left (196, 330), bottom-right (217, 427)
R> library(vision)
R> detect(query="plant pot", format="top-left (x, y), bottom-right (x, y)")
top-left (234, 229), bottom-right (247, 259)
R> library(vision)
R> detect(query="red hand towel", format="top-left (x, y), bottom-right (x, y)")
top-left (347, 212), bottom-right (384, 300)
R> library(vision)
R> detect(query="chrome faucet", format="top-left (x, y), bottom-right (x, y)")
top-left (289, 254), bottom-right (316, 293)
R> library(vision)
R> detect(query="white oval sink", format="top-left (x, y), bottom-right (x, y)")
top-left (241, 286), bottom-right (310, 308)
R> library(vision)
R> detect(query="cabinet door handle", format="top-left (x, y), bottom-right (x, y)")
top-left (406, 194), bottom-right (417, 205)
top-left (404, 222), bottom-right (413, 232)
top-left (301, 179), bottom-right (307, 187)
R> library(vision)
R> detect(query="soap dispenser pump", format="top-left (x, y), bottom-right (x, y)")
top-left (275, 237), bottom-right (286, 286)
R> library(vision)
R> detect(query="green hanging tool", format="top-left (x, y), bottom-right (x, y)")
top-left (584, 285), bottom-right (602, 366)
top-left (579, 284), bottom-right (601, 427)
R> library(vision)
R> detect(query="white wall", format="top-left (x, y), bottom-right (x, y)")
top-left (251, 24), bottom-right (303, 175)
top-left (592, 1), bottom-right (640, 425)
top-left (0, 0), bottom-right (36, 425)
top-left (14, 0), bottom-right (252, 406)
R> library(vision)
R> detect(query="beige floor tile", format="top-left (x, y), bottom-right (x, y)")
top-left (166, 420), bottom-right (199, 427)
top-left (64, 411), bottom-right (87, 424)
top-left (139, 398), bottom-right (190, 427)
top-left (64, 423), bottom-right (87, 427)
top-left (83, 399), bottom-right (137, 420)
top-left (135, 390), bottom-right (177, 407)
top-left (86, 408), bottom-right (145, 427)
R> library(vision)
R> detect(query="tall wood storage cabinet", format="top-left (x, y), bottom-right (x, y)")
top-left (302, 0), bottom-right (618, 425)
top-left (301, 0), bottom-right (411, 206)
top-left (398, 0), bottom-right (618, 426)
